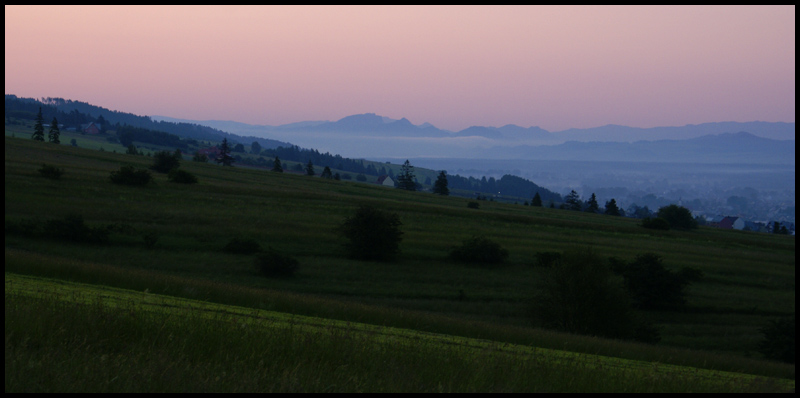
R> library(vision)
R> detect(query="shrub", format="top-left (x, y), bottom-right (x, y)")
top-left (531, 247), bottom-right (658, 342)
top-left (45, 214), bottom-right (110, 244)
top-left (614, 253), bottom-right (689, 311)
top-left (467, 201), bottom-right (480, 209)
top-left (758, 315), bottom-right (795, 363)
top-left (168, 168), bottom-right (198, 184)
top-left (110, 165), bottom-right (152, 186)
top-left (255, 248), bottom-right (299, 278)
top-left (223, 237), bottom-right (262, 254)
top-left (339, 206), bottom-right (403, 262)
top-left (657, 204), bottom-right (698, 230)
top-left (38, 163), bottom-right (64, 180)
top-left (151, 150), bottom-right (181, 173)
top-left (641, 217), bottom-right (670, 230)
top-left (449, 235), bottom-right (509, 266)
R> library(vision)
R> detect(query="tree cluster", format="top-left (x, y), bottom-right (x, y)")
top-left (339, 206), bottom-right (403, 262)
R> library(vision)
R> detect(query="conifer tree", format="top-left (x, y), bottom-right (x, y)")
top-left (48, 117), bottom-right (61, 144)
top-left (272, 156), bottom-right (283, 172)
top-left (32, 107), bottom-right (45, 141)
top-left (565, 190), bottom-right (582, 211)
top-left (585, 193), bottom-right (599, 213)
top-left (306, 160), bottom-right (315, 176)
top-left (215, 138), bottom-right (235, 166)
top-left (604, 198), bottom-right (622, 216)
top-left (397, 160), bottom-right (416, 191)
top-left (433, 170), bottom-right (449, 195)
top-left (531, 192), bottom-right (543, 207)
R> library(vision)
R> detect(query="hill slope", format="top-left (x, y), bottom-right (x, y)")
top-left (4, 136), bottom-right (795, 388)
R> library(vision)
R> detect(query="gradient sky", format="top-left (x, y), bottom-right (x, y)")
top-left (5, 5), bottom-right (795, 132)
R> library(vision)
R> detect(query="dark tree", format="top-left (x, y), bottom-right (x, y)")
top-left (48, 117), bottom-right (61, 144)
top-left (339, 206), bottom-right (403, 262)
top-left (758, 315), bottom-right (795, 363)
top-left (433, 170), bottom-right (449, 196)
top-left (320, 166), bottom-right (333, 179)
top-left (564, 190), bottom-right (582, 211)
top-left (151, 150), bottom-right (181, 173)
top-left (32, 107), bottom-right (45, 141)
top-left (448, 235), bottom-right (508, 266)
top-left (531, 247), bottom-right (657, 342)
top-left (657, 204), bottom-right (697, 230)
top-left (233, 143), bottom-right (245, 153)
top-left (305, 160), bottom-right (315, 176)
top-left (215, 138), bottom-right (234, 166)
top-left (251, 141), bottom-right (262, 155)
top-left (585, 193), bottom-right (599, 213)
top-left (604, 198), bottom-right (621, 216)
top-left (272, 156), bottom-right (283, 172)
top-left (615, 253), bottom-right (690, 311)
top-left (396, 160), bottom-right (416, 191)
top-left (531, 192), bottom-right (543, 207)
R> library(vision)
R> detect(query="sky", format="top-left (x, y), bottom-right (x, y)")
top-left (5, 5), bottom-right (795, 132)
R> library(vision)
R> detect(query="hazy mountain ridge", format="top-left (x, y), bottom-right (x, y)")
top-left (153, 114), bottom-right (794, 163)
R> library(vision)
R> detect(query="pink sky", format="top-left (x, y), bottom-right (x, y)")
top-left (5, 5), bottom-right (795, 132)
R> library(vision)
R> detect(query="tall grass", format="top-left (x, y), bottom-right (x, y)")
top-left (6, 274), bottom-right (793, 393)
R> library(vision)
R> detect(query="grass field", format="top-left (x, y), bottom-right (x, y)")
top-left (5, 273), bottom-right (793, 392)
top-left (4, 131), bottom-right (795, 391)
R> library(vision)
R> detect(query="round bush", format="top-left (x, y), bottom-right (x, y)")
top-left (339, 206), bottom-right (403, 262)
top-left (38, 163), bottom-right (64, 180)
top-left (110, 165), bottom-right (152, 186)
top-left (168, 168), bottom-right (198, 184)
top-left (449, 235), bottom-right (509, 266)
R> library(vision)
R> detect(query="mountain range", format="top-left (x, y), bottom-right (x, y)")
top-left (153, 113), bottom-right (794, 163)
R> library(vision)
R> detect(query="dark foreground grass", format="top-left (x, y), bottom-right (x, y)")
top-left (6, 273), bottom-right (793, 393)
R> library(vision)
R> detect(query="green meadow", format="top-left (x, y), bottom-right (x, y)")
top-left (4, 130), bottom-right (795, 392)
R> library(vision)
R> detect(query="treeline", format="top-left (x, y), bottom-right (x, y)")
top-left (5, 95), bottom-right (289, 150)
top-left (117, 125), bottom-right (190, 149)
top-left (261, 145), bottom-right (387, 177)
top-left (7, 95), bottom-right (562, 202)
top-left (448, 174), bottom-right (562, 203)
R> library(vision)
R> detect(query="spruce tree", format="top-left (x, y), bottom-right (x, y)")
top-left (321, 166), bottom-right (333, 179)
top-left (306, 160), bottom-right (315, 176)
top-left (433, 170), bottom-right (449, 195)
top-left (272, 156), bottom-right (283, 172)
top-left (585, 193), bottom-right (599, 213)
top-left (215, 138), bottom-right (235, 166)
top-left (565, 190), bottom-right (582, 211)
top-left (32, 107), bottom-right (45, 141)
top-left (604, 198), bottom-right (621, 216)
top-left (397, 160), bottom-right (416, 191)
top-left (47, 117), bottom-right (61, 144)
top-left (531, 192), bottom-right (543, 207)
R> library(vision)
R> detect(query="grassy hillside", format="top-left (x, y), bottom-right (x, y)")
top-left (6, 273), bottom-right (792, 392)
top-left (4, 134), bottom-right (795, 390)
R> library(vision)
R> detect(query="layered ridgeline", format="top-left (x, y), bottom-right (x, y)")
top-left (5, 95), bottom-right (563, 203)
